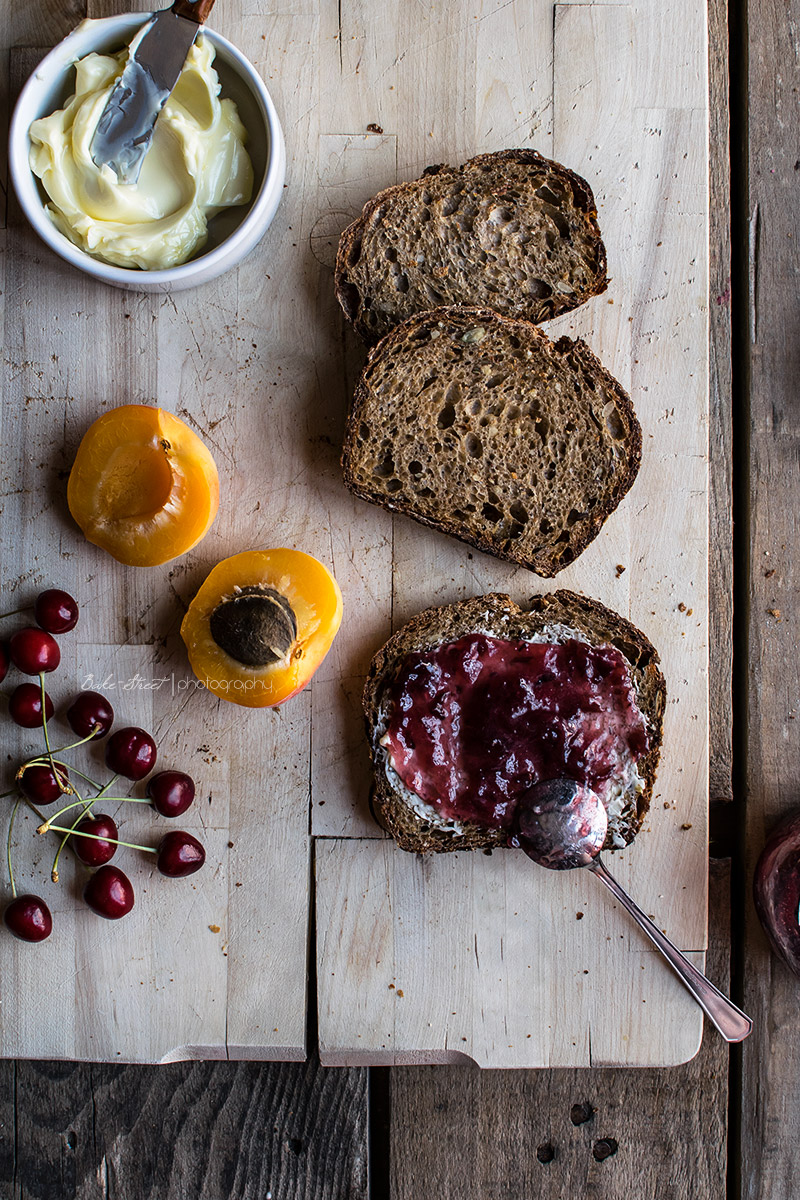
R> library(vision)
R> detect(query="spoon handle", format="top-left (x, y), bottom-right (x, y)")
top-left (588, 858), bottom-right (752, 1043)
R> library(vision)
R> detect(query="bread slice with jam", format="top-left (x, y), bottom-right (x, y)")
top-left (363, 591), bottom-right (666, 854)
top-left (342, 306), bottom-right (641, 578)
top-left (335, 148), bottom-right (608, 343)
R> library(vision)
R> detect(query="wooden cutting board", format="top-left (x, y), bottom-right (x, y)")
top-left (0, 0), bottom-right (708, 1068)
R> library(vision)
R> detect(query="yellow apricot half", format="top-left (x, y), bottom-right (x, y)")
top-left (180, 549), bottom-right (344, 708)
top-left (67, 405), bottom-right (219, 567)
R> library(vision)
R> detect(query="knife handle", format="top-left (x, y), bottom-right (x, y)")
top-left (172, 0), bottom-right (217, 25)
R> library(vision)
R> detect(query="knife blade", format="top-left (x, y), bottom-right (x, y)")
top-left (90, 0), bottom-right (217, 185)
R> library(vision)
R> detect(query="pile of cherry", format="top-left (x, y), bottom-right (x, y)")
top-left (1, 589), bottom-right (205, 942)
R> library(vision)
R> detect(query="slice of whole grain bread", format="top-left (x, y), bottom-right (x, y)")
top-left (335, 149), bottom-right (607, 343)
top-left (342, 306), bottom-right (640, 578)
top-left (363, 591), bottom-right (666, 855)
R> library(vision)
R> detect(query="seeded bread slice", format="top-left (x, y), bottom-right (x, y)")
top-left (364, 591), bottom-right (666, 855)
top-left (335, 149), bottom-right (608, 343)
top-left (342, 307), bottom-right (641, 577)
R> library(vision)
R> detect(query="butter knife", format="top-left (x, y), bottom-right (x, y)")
top-left (90, 0), bottom-right (217, 185)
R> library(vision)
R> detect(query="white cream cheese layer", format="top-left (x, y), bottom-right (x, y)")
top-left (29, 34), bottom-right (253, 270)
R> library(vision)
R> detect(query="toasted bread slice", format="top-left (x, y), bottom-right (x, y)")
top-left (342, 307), bottom-right (641, 578)
top-left (363, 591), bottom-right (666, 854)
top-left (335, 148), bottom-right (608, 343)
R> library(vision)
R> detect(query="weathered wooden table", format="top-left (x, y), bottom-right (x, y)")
top-left (0, 0), bottom-right (796, 1194)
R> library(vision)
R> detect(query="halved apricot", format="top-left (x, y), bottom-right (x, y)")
top-left (180, 549), bottom-right (343, 708)
top-left (67, 405), bottom-right (219, 567)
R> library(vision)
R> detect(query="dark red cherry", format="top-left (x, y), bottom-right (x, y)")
top-left (0, 642), bottom-right (8, 684)
top-left (67, 690), bottom-right (114, 738)
top-left (105, 727), bottom-right (157, 781)
top-left (3, 894), bottom-right (53, 942)
top-left (146, 771), bottom-right (196, 818)
top-left (157, 831), bottom-right (205, 878)
top-left (9, 627), bottom-right (60, 675)
top-left (83, 865), bottom-right (134, 919)
top-left (34, 589), bottom-right (79, 635)
top-left (19, 763), bottom-right (69, 805)
top-left (74, 814), bottom-right (118, 867)
top-left (9, 683), bottom-right (54, 729)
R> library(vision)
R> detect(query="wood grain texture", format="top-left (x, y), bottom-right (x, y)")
top-left (740, 0), bottom-right (800, 1183)
top-left (388, 858), bottom-right (730, 1199)
top-left (0, 1057), bottom-right (368, 1200)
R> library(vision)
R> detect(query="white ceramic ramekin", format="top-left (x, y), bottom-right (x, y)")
top-left (9, 14), bottom-right (286, 292)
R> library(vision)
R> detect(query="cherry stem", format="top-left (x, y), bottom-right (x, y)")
top-left (19, 728), bottom-right (99, 775)
top-left (44, 824), bottom-right (156, 855)
top-left (38, 672), bottom-right (61, 787)
top-left (0, 606), bottom-right (32, 620)
top-left (0, 789), bottom-right (18, 800)
top-left (38, 793), bottom-right (149, 833)
top-left (6, 799), bottom-right (21, 898)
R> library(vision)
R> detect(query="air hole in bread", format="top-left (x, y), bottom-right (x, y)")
top-left (373, 452), bottom-right (394, 478)
top-left (420, 208), bottom-right (431, 223)
top-left (466, 433), bottom-right (483, 459)
top-left (510, 501), bottom-right (529, 524)
top-left (529, 279), bottom-right (553, 300)
top-left (442, 195), bottom-right (461, 217)
top-left (359, 423), bottom-right (371, 441)
top-left (536, 183), bottom-right (565, 206)
top-left (424, 284), bottom-right (446, 305)
top-left (604, 404), bottom-right (625, 439)
top-left (338, 281), bottom-right (361, 321)
top-left (386, 478), bottom-right (402, 493)
top-left (482, 503), bottom-right (503, 523)
top-left (485, 374), bottom-right (506, 389)
top-left (544, 464), bottom-right (556, 481)
top-left (394, 273), bottom-right (409, 293)
top-left (539, 517), bottom-right (553, 535)
top-left (488, 206), bottom-right (514, 226)
top-left (346, 239), bottom-right (363, 267)
top-left (542, 204), bottom-right (570, 238)
top-left (384, 247), bottom-right (398, 263)
top-left (470, 398), bottom-right (482, 415)
top-left (566, 508), bottom-right (584, 527)
top-left (408, 460), bottom-right (423, 476)
top-left (535, 417), bottom-right (549, 441)
top-left (437, 403), bottom-right (456, 429)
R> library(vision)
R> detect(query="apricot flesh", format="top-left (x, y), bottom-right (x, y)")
top-left (181, 549), bottom-right (343, 708)
top-left (67, 405), bottom-right (219, 567)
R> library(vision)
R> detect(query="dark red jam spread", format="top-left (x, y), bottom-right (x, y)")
top-left (382, 634), bottom-right (649, 829)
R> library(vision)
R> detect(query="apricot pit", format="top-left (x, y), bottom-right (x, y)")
top-left (181, 549), bottom-right (343, 708)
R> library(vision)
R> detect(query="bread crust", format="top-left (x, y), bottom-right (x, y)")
top-left (335, 148), bottom-right (608, 343)
top-left (363, 591), bottom-right (666, 854)
top-left (341, 306), bottom-right (642, 578)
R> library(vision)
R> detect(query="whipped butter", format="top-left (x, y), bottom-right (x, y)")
top-left (29, 33), bottom-right (253, 270)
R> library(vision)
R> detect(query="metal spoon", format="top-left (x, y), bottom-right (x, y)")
top-left (510, 779), bottom-right (752, 1042)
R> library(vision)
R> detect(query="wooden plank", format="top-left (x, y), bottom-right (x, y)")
top-left (0, 4), bottom-right (319, 1062)
top-left (317, 838), bottom-right (706, 1069)
top-left (740, 0), bottom-right (800, 1173)
top-left (0, 1057), bottom-right (368, 1200)
top-left (708, 0), bottom-right (733, 804)
top-left (389, 858), bottom-right (730, 1198)
top-left (317, 0), bottom-right (710, 1067)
